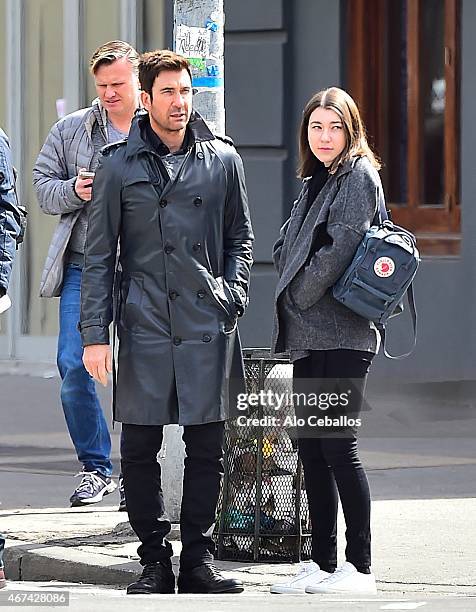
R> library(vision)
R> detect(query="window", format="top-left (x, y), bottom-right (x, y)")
top-left (346, 0), bottom-right (460, 255)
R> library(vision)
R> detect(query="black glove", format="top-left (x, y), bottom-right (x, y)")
top-left (227, 282), bottom-right (247, 317)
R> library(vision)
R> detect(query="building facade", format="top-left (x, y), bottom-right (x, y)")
top-left (0, 0), bottom-right (473, 384)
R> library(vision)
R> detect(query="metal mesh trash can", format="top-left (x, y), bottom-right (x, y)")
top-left (214, 349), bottom-right (311, 562)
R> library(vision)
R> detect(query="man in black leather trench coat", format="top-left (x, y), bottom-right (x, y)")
top-left (80, 50), bottom-right (253, 595)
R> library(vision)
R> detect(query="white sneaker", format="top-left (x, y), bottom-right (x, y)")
top-left (270, 561), bottom-right (331, 594)
top-left (305, 562), bottom-right (377, 595)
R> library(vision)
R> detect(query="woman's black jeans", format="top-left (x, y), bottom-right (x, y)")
top-left (293, 349), bottom-right (374, 573)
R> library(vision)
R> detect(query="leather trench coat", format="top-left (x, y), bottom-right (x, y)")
top-left (79, 112), bottom-right (254, 426)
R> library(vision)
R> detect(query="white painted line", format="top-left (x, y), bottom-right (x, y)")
top-left (380, 603), bottom-right (427, 610)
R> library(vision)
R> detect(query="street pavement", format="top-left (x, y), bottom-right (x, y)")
top-left (1, 362), bottom-right (476, 607)
top-left (2, 582), bottom-right (474, 612)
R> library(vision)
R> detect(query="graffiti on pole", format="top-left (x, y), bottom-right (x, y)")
top-left (176, 25), bottom-right (210, 57)
top-left (176, 23), bottom-right (223, 90)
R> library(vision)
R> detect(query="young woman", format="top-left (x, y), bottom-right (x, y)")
top-left (270, 87), bottom-right (383, 595)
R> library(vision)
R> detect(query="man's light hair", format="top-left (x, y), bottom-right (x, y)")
top-left (89, 40), bottom-right (139, 75)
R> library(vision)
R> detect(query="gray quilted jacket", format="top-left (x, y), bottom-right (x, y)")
top-left (33, 99), bottom-right (107, 297)
top-left (0, 128), bottom-right (20, 294)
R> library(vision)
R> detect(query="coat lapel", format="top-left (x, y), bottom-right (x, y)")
top-left (276, 177), bottom-right (334, 297)
top-left (276, 157), bottom-right (359, 299)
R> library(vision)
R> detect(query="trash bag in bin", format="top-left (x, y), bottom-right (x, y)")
top-left (214, 349), bottom-right (312, 563)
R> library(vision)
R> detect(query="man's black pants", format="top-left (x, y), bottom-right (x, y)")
top-left (121, 421), bottom-right (225, 569)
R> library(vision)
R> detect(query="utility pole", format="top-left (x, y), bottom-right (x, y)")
top-left (174, 0), bottom-right (225, 134)
top-left (160, 0), bottom-right (225, 522)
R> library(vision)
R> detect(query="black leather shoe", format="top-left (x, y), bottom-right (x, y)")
top-left (127, 561), bottom-right (175, 594)
top-left (177, 563), bottom-right (244, 594)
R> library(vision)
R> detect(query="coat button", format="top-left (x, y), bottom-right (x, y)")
top-left (202, 334), bottom-right (212, 343)
top-left (197, 151), bottom-right (204, 160)
top-left (192, 242), bottom-right (201, 252)
top-left (193, 197), bottom-right (202, 207)
top-left (197, 290), bottom-right (206, 299)
top-left (164, 244), bottom-right (175, 254)
top-left (173, 336), bottom-right (182, 346)
top-left (159, 199), bottom-right (168, 208)
top-left (169, 290), bottom-right (179, 300)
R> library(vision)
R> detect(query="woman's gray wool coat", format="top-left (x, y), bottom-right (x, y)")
top-left (79, 112), bottom-right (254, 426)
top-left (272, 156), bottom-right (381, 360)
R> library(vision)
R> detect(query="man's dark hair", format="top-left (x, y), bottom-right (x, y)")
top-left (139, 50), bottom-right (192, 97)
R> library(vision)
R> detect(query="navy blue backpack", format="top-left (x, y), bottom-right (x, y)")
top-left (333, 195), bottom-right (420, 359)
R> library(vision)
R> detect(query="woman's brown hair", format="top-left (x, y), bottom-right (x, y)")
top-left (298, 87), bottom-right (381, 178)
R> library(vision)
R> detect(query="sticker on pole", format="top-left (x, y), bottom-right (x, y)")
top-left (373, 257), bottom-right (395, 278)
top-left (176, 25), bottom-right (211, 58)
top-left (175, 24), bottom-right (223, 90)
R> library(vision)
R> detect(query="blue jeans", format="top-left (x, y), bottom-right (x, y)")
top-left (57, 264), bottom-right (112, 477)
top-left (0, 533), bottom-right (4, 568)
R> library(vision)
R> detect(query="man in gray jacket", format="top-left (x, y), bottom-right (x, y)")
top-left (33, 40), bottom-right (140, 507)
top-left (0, 127), bottom-right (21, 590)
top-left (0, 128), bottom-right (20, 312)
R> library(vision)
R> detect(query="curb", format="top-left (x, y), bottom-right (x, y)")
top-left (3, 521), bottom-right (181, 586)
top-left (4, 539), bottom-right (141, 585)
top-left (5, 542), bottom-right (476, 595)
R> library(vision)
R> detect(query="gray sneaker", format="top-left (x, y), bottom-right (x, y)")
top-left (118, 476), bottom-right (127, 512)
top-left (69, 471), bottom-right (117, 507)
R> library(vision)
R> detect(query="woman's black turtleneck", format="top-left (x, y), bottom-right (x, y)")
top-left (306, 162), bottom-right (329, 212)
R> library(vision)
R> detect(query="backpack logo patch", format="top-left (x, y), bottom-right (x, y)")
top-left (374, 257), bottom-right (395, 278)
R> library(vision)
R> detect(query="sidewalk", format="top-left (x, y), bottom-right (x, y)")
top-left (1, 363), bottom-right (476, 596)
top-left (2, 497), bottom-right (476, 596)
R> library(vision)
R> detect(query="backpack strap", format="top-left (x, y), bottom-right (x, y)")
top-left (379, 284), bottom-right (417, 359)
top-left (372, 188), bottom-right (389, 226)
